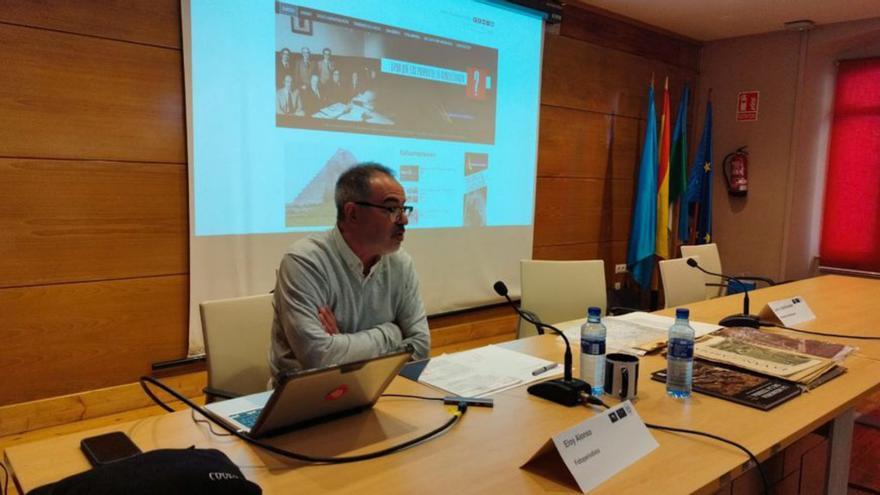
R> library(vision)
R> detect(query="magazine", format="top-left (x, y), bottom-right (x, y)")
top-left (651, 361), bottom-right (803, 411)
top-left (694, 335), bottom-right (837, 385)
top-left (710, 326), bottom-right (854, 363)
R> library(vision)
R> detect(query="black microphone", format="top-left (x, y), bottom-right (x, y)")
top-left (686, 258), bottom-right (760, 328)
top-left (493, 281), bottom-right (545, 336)
top-left (494, 281), bottom-right (590, 406)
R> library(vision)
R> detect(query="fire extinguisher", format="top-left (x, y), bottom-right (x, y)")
top-left (723, 146), bottom-right (749, 197)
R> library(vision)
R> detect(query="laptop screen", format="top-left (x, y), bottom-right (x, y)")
top-left (248, 350), bottom-right (411, 437)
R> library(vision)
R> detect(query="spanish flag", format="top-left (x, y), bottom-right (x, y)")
top-left (655, 78), bottom-right (671, 258)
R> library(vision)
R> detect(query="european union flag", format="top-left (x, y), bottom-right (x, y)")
top-left (626, 86), bottom-right (658, 289)
top-left (682, 101), bottom-right (714, 244)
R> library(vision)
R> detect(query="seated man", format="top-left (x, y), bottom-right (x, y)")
top-left (269, 163), bottom-right (430, 380)
top-left (275, 74), bottom-right (300, 115)
top-left (300, 73), bottom-right (328, 117)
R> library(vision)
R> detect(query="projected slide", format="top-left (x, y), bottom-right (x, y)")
top-left (186, 0), bottom-right (543, 352)
top-left (189, 0), bottom-right (541, 236)
top-left (275, 4), bottom-right (498, 144)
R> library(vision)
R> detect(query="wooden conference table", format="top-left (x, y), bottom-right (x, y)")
top-left (6, 275), bottom-right (880, 494)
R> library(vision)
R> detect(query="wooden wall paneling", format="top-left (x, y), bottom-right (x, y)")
top-left (532, 177), bottom-right (632, 245)
top-left (0, 159), bottom-right (187, 288)
top-left (532, 240), bottom-right (628, 262)
top-left (538, 108), bottom-right (641, 180)
top-left (427, 304), bottom-right (513, 329)
top-left (0, 23), bottom-right (185, 163)
top-left (0, 0), bottom-right (182, 49)
top-left (0, 276), bottom-right (188, 405)
top-left (0, 371), bottom-right (205, 437)
top-left (541, 34), bottom-right (698, 119)
top-left (432, 334), bottom-right (515, 356)
top-left (430, 316), bottom-right (518, 349)
top-left (532, 241), bottom-right (628, 282)
top-left (561, 3), bottom-right (701, 70)
top-left (541, 34), bottom-right (641, 117)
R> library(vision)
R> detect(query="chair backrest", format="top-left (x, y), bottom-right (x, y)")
top-left (659, 256), bottom-right (708, 309)
top-left (518, 259), bottom-right (606, 339)
top-left (680, 243), bottom-right (724, 299)
top-left (200, 294), bottom-right (275, 397)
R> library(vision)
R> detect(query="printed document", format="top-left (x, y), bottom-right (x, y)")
top-left (419, 345), bottom-right (561, 397)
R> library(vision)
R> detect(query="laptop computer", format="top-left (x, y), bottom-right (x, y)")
top-left (204, 350), bottom-right (411, 438)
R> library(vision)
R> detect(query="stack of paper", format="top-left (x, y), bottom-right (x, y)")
top-left (710, 326), bottom-right (854, 364)
top-left (418, 345), bottom-right (562, 397)
top-left (695, 336), bottom-right (837, 385)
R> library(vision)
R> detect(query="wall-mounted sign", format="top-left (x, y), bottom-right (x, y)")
top-left (736, 91), bottom-right (760, 121)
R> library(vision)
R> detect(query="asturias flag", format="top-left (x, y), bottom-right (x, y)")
top-left (627, 85), bottom-right (658, 289)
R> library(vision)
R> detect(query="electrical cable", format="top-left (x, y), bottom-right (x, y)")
top-left (642, 422), bottom-right (767, 494)
top-left (582, 393), bottom-right (768, 494)
top-left (191, 409), bottom-right (233, 437)
top-left (761, 321), bottom-right (880, 341)
top-left (139, 376), bottom-right (465, 464)
top-left (381, 393), bottom-right (445, 401)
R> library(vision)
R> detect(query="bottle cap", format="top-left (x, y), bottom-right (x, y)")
top-left (588, 306), bottom-right (601, 317)
top-left (676, 308), bottom-right (690, 319)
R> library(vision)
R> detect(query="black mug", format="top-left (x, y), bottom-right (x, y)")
top-left (604, 353), bottom-right (640, 400)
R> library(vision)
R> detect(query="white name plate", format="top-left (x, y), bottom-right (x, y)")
top-left (760, 296), bottom-right (816, 327)
top-left (521, 401), bottom-right (658, 493)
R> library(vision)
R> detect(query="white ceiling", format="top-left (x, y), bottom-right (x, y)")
top-left (573, 0), bottom-right (880, 42)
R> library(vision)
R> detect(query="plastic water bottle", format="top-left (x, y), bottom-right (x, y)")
top-left (666, 308), bottom-right (695, 398)
top-left (580, 306), bottom-right (606, 396)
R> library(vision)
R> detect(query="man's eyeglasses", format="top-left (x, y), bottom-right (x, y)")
top-left (354, 201), bottom-right (414, 221)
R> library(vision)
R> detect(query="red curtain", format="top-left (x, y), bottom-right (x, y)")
top-left (820, 57), bottom-right (880, 272)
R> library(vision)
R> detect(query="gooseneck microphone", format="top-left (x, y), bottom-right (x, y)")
top-left (494, 281), bottom-right (571, 381)
top-left (685, 258), bottom-right (760, 328)
top-left (494, 281), bottom-right (590, 406)
top-left (493, 281), bottom-right (545, 336)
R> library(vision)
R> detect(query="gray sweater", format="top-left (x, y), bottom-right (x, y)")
top-left (269, 227), bottom-right (430, 379)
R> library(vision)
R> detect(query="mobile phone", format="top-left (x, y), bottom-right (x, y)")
top-left (80, 432), bottom-right (142, 467)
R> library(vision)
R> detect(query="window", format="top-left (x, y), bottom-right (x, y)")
top-left (820, 57), bottom-right (880, 273)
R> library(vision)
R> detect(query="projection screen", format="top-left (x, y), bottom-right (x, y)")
top-left (182, 0), bottom-right (545, 355)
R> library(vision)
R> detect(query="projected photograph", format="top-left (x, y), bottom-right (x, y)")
top-left (464, 187), bottom-right (487, 227)
top-left (275, 2), bottom-right (498, 144)
top-left (463, 152), bottom-right (488, 227)
top-left (284, 148), bottom-right (357, 227)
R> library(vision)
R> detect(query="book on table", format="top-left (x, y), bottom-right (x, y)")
top-left (709, 326), bottom-right (853, 363)
top-left (651, 326), bottom-right (849, 410)
top-left (693, 327), bottom-right (847, 386)
top-left (651, 361), bottom-right (802, 411)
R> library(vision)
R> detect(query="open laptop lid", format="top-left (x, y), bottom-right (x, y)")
top-left (207, 350), bottom-right (411, 438)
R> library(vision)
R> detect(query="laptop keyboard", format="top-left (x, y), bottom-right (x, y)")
top-left (229, 408), bottom-right (263, 428)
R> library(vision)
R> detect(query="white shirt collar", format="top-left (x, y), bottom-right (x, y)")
top-left (331, 226), bottom-right (383, 280)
